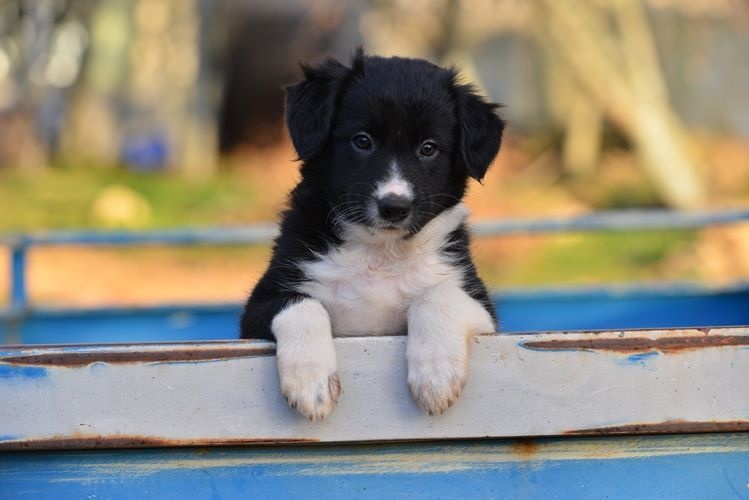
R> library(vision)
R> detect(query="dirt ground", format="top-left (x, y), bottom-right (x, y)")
top-left (0, 246), bottom-right (269, 307)
top-left (5, 223), bottom-right (748, 309)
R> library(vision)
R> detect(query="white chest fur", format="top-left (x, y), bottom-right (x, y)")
top-left (297, 204), bottom-right (469, 336)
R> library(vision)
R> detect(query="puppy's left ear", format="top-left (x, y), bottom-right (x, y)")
top-left (454, 83), bottom-right (505, 182)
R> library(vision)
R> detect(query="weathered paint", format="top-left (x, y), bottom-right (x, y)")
top-left (5, 436), bottom-right (319, 450)
top-left (0, 364), bottom-right (47, 380)
top-left (0, 341), bottom-right (275, 367)
top-left (566, 420), bottom-right (749, 435)
top-left (1, 328), bottom-right (747, 450)
top-left (1, 434), bottom-right (748, 499)
top-left (621, 351), bottom-right (660, 364)
top-left (522, 330), bottom-right (749, 353)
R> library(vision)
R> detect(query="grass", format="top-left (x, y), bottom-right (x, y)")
top-left (476, 230), bottom-right (697, 287)
top-left (0, 167), bottom-right (267, 231)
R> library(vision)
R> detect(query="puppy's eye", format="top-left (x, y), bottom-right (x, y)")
top-left (419, 141), bottom-right (438, 158)
top-left (352, 133), bottom-right (373, 151)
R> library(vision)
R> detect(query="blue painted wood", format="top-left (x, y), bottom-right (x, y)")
top-left (10, 305), bottom-right (240, 344)
top-left (1, 434), bottom-right (747, 499)
top-left (497, 282), bottom-right (749, 333)
top-left (3, 283), bottom-right (748, 343)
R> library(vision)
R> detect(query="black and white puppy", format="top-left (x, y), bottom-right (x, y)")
top-left (241, 50), bottom-right (504, 420)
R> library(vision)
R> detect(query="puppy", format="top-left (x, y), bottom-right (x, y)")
top-left (241, 50), bottom-right (504, 420)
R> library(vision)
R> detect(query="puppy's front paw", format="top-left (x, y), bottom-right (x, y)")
top-left (407, 358), bottom-right (466, 416)
top-left (272, 299), bottom-right (340, 420)
top-left (279, 363), bottom-right (341, 421)
top-left (406, 283), bottom-right (493, 416)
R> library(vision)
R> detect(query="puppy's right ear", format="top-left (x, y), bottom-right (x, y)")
top-left (285, 57), bottom-right (350, 160)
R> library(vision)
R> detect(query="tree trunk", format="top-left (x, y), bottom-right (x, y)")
top-left (533, 0), bottom-right (705, 209)
top-left (61, 0), bottom-right (132, 167)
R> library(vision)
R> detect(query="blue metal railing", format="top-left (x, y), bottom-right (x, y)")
top-left (469, 209), bottom-right (749, 235)
top-left (10, 246), bottom-right (26, 316)
top-left (3, 208), bottom-right (749, 319)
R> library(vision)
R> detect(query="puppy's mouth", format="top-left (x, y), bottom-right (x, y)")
top-left (372, 220), bottom-right (411, 232)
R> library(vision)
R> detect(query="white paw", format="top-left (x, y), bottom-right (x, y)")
top-left (271, 299), bottom-right (340, 421)
top-left (407, 357), bottom-right (467, 415)
top-left (279, 363), bottom-right (341, 421)
top-left (406, 282), bottom-right (490, 416)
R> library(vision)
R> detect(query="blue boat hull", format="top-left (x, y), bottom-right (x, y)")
top-left (2, 434), bottom-right (748, 499)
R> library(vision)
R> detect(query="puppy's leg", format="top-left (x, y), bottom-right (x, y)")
top-left (407, 282), bottom-right (495, 415)
top-left (272, 298), bottom-right (340, 420)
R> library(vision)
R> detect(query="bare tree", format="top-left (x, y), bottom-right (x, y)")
top-left (532, 0), bottom-right (706, 208)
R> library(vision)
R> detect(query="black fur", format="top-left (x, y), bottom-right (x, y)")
top-left (241, 51), bottom-right (504, 340)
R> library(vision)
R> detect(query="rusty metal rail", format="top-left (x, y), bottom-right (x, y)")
top-left (1, 327), bottom-right (747, 451)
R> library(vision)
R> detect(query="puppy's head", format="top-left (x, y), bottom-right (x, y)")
top-left (285, 50), bottom-right (504, 235)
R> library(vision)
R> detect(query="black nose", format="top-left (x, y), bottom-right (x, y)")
top-left (377, 195), bottom-right (412, 223)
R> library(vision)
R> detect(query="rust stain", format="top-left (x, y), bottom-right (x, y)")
top-left (0, 433), bottom-right (317, 451)
top-left (1, 346), bottom-right (276, 367)
top-left (511, 438), bottom-right (538, 459)
top-left (523, 334), bottom-right (749, 354)
top-left (566, 420), bottom-right (749, 436)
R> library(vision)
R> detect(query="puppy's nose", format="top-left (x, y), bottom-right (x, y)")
top-left (377, 195), bottom-right (412, 223)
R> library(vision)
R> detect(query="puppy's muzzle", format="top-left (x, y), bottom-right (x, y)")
top-left (377, 194), bottom-right (412, 223)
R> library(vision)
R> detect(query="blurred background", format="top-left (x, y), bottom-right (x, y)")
top-left (1, 0), bottom-right (749, 309)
